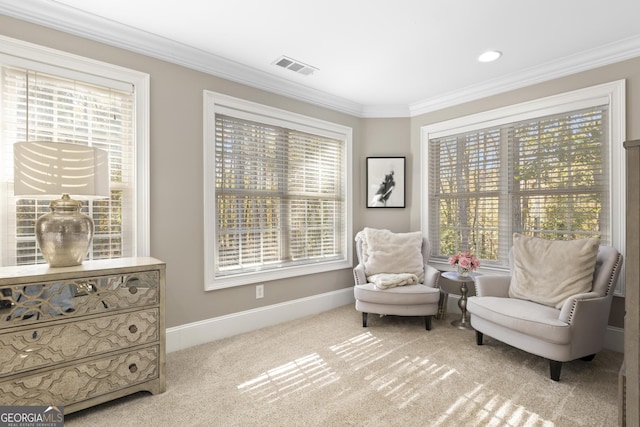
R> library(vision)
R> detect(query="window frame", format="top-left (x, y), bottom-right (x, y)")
top-left (421, 80), bottom-right (626, 295)
top-left (203, 91), bottom-right (353, 290)
top-left (0, 35), bottom-right (150, 265)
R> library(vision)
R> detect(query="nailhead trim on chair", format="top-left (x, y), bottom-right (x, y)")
top-left (566, 253), bottom-right (621, 324)
top-left (605, 254), bottom-right (622, 296)
top-left (567, 300), bottom-right (579, 324)
top-left (564, 252), bottom-right (621, 324)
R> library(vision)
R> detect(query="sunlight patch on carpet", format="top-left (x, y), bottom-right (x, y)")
top-left (237, 353), bottom-right (340, 403)
top-left (431, 383), bottom-right (555, 426)
top-left (330, 332), bottom-right (459, 409)
top-left (329, 332), bottom-right (394, 370)
top-left (366, 355), bottom-right (458, 409)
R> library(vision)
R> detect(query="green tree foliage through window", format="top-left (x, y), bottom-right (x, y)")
top-left (429, 106), bottom-right (608, 268)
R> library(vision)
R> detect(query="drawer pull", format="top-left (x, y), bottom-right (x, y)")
top-left (75, 282), bottom-right (96, 296)
top-left (129, 325), bottom-right (138, 334)
top-left (129, 363), bottom-right (138, 373)
top-left (32, 331), bottom-right (38, 339)
top-left (129, 286), bottom-right (138, 295)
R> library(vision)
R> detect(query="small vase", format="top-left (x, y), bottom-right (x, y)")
top-left (457, 265), bottom-right (470, 278)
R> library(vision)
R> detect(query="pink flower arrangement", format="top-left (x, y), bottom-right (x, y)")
top-left (448, 251), bottom-right (480, 271)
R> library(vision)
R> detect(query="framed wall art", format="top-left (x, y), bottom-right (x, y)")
top-left (366, 156), bottom-right (406, 208)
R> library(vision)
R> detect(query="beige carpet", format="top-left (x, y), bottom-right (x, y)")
top-left (65, 304), bottom-right (622, 426)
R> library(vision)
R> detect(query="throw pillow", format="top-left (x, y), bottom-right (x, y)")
top-left (508, 233), bottom-right (599, 308)
top-left (359, 228), bottom-right (425, 283)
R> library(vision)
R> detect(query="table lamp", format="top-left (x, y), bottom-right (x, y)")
top-left (13, 141), bottom-right (109, 267)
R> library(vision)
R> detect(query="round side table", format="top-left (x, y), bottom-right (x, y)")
top-left (441, 271), bottom-right (479, 329)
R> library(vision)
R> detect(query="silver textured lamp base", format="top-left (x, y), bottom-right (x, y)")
top-left (35, 194), bottom-right (94, 267)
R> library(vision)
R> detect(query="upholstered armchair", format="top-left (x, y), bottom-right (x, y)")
top-left (353, 228), bottom-right (441, 330)
top-left (467, 234), bottom-right (623, 381)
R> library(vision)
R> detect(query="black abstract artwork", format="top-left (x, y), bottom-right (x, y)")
top-left (366, 157), bottom-right (405, 208)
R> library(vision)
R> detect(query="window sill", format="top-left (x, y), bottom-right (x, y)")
top-left (205, 258), bottom-right (353, 291)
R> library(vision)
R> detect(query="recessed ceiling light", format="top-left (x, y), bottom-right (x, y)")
top-left (478, 50), bottom-right (502, 63)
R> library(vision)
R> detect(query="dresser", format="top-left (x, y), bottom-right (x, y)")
top-left (0, 257), bottom-right (165, 414)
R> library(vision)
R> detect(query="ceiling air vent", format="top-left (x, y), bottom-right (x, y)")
top-left (274, 56), bottom-right (318, 76)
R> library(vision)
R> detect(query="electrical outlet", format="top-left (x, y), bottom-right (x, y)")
top-left (256, 284), bottom-right (264, 299)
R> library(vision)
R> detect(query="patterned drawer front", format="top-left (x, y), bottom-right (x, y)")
top-left (0, 309), bottom-right (159, 377)
top-left (0, 346), bottom-right (159, 407)
top-left (0, 271), bottom-right (159, 328)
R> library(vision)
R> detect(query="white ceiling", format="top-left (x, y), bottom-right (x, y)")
top-left (2, 0), bottom-right (640, 117)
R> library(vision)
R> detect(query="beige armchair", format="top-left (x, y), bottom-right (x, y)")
top-left (353, 228), bottom-right (441, 330)
top-left (467, 243), bottom-right (623, 381)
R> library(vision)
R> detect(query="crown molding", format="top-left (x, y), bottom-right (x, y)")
top-left (410, 34), bottom-right (640, 117)
top-left (360, 104), bottom-right (411, 118)
top-left (0, 1), bottom-right (366, 117)
top-left (2, 1), bottom-right (640, 119)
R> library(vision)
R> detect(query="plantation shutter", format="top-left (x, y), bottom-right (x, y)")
top-left (214, 114), bottom-right (345, 276)
top-left (429, 104), bottom-right (609, 267)
top-left (1, 66), bottom-right (134, 265)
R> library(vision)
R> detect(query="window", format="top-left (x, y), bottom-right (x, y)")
top-left (421, 81), bottom-right (625, 292)
top-left (204, 92), bottom-right (352, 290)
top-left (0, 36), bottom-right (150, 266)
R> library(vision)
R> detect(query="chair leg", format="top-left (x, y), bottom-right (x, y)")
top-left (362, 312), bottom-right (368, 327)
top-left (549, 360), bottom-right (562, 381)
top-left (581, 354), bottom-right (596, 361)
top-left (425, 315), bottom-right (432, 330)
top-left (476, 331), bottom-right (484, 345)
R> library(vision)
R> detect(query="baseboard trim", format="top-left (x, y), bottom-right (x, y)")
top-left (167, 289), bottom-right (624, 354)
top-left (446, 295), bottom-right (624, 353)
top-left (166, 287), bottom-right (355, 353)
top-left (604, 325), bottom-right (624, 353)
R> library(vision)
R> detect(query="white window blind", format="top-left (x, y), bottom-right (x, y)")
top-left (509, 107), bottom-right (608, 242)
top-left (204, 91), bottom-right (352, 290)
top-left (214, 114), bottom-right (345, 276)
top-left (429, 105), bottom-right (609, 267)
top-left (1, 66), bottom-right (134, 265)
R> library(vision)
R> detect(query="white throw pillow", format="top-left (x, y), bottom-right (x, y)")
top-left (359, 228), bottom-right (425, 283)
top-left (508, 233), bottom-right (599, 308)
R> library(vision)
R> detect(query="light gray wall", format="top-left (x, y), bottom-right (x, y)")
top-left (355, 118), bottom-right (412, 233)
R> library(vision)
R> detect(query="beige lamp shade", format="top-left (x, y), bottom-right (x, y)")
top-left (13, 141), bottom-right (109, 198)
